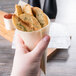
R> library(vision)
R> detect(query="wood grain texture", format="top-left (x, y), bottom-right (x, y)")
top-left (0, 11), bottom-right (14, 42)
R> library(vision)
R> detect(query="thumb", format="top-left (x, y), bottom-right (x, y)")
top-left (32, 35), bottom-right (50, 58)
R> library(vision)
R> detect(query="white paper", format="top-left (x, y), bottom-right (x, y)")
top-left (48, 22), bottom-right (71, 49)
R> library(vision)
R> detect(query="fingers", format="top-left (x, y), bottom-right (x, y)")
top-left (15, 34), bottom-right (29, 54)
top-left (15, 34), bottom-right (24, 47)
top-left (32, 35), bottom-right (50, 58)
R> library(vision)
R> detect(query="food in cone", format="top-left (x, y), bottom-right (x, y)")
top-left (12, 3), bottom-right (50, 75)
top-left (32, 7), bottom-right (48, 27)
top-left (15, 4), bottom-right (23, 16)
top-left (23, 4), bottom-right (33, 15)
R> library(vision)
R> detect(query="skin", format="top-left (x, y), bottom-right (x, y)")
top-left (10, 34), bottom-right (50, 76)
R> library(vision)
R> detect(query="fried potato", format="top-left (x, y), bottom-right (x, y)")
top-left (32, 7), bottom-right (48, 27)
top-left (15, 4), bottom-right (23, 16)
top-left (12, 14), bottom-right (33, 31)
top-left (23, 4), bottom-right (33, 15)
top-left (19, 13), bottom-right (41, 31)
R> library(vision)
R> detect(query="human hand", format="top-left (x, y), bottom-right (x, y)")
top-left (11, 34), bottom-right (50, 76)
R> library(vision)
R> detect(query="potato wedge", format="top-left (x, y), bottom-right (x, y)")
top-left (19, 13), bottom-right (41, 31)
top-left (23, 4), bottom-right (33, 15)
top-left (12, 14), bottom-right (33, 31)
top-left (32, 7), bottom-right (48, 27)
top-left (15, 4), bottom-right (23, 16)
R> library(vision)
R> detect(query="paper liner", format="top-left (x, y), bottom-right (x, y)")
top-left (16, 0), bottom-right (50, 75)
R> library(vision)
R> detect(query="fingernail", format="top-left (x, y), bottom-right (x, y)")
top-left (43, 35), bottom-right (50, 42)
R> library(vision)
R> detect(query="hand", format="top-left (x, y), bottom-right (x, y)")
top-left (11, 34), bottom-right (50, 76)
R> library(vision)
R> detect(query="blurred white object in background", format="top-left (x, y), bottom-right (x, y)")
top-left (4, 17), bottom-right (15, 30)
top-left (55, 0), bottom-right (76, 41)
top-left (56, 0), bottom-right (76, 24)
top-left (18, 0), bottom-right (27, 8)
top-left (48, 23), bottom-right (71, 49)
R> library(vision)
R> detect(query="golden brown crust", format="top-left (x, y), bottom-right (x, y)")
top-left (32, 7), bottom-right (48, 27)
top-left (13, 4), bottom-right (48, 32)
top-left (12, 14), bottom-right (33, 31)
top-left (23, 4), bottom-right (33, 15)
top-left (19, 13), bottom-right (41, 31)
top-left (15, 4), bottom-right (23, 16)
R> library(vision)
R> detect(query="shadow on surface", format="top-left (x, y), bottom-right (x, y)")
top-left (47, 48), bottom-right (70, 62)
